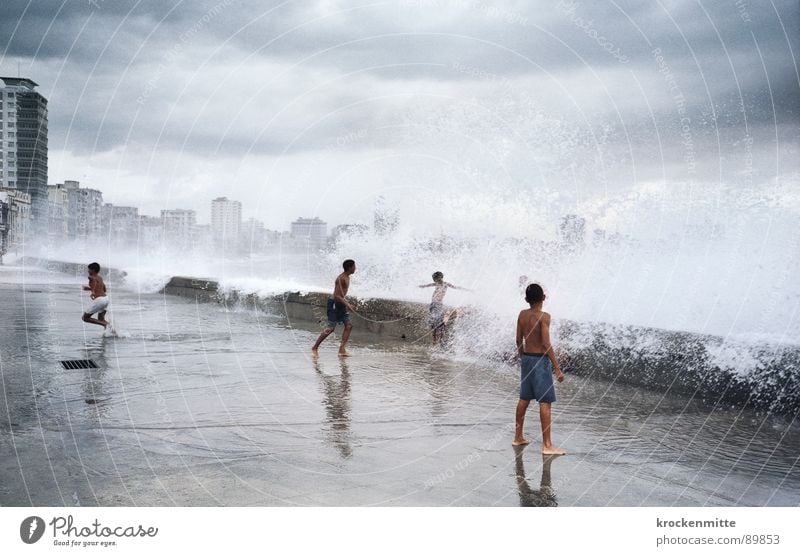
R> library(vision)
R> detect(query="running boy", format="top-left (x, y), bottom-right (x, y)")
top-left (419, 271), bottom-right (468, 345)
top-left (312, 259), bottom-right (357, 356)
top-left (513, 283), bottom-right (565, 454)
top-left (82, 262), bottom-right (110, 330)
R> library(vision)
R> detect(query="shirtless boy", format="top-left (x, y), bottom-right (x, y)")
top-left (82, 262), bottom-right (110, 330)
top-left (513, 283), bottom-right (565, 454)
top-left (418, 271), bottom-right (468, 345)
top-left (312, 259), bottom-right (357, 356)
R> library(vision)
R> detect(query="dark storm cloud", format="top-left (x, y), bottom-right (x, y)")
top-left (0, 0), bottom-right (797, 157)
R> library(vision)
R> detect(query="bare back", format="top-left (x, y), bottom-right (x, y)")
top-left (516, 306), bottom-right (562, 378)
top-left (516, 308), bottom-right (549, 353)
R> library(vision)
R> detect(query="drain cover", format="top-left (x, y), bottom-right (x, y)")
top-left (60, 360), bottom-right (99, 370)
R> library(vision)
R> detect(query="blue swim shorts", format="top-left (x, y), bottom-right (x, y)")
top-left (326, 297), bottom-right (350, 327)
top-left (428, 302), bottom-right (445, 330)
top-left (519, 353), bottom-right (556, 403)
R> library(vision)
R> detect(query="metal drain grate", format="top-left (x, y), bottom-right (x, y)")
top-left (60, 360), bottom-right (99, 370)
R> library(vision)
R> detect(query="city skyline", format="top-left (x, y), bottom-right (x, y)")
top-left (53, 178), bottom-right (335, 230)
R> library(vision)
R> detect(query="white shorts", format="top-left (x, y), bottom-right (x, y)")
top-left (86, 296), bottom-right (109, 315)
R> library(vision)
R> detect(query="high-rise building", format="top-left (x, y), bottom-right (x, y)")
top-left (46, 183), bottom-right (69, 240)
top-left (0, 196), bottom-right (7, 259)
top-left (101, 203), bottom-right (139, 246)
top-left (210, 196), bottom-right (242, 252)
top-left (161, 208), bottom-right (197, 250)
top-left (138, 215), bottom-right (162, 248)
top-left (240, 217), bottom-right (264, 253)
top-left (0, 77), bottom-right (48, 231)
top-left (63, 180), bottom-right (103, 241)
top-left (0, 188), bottom-right (31, 254)
top-left (290, 217), bottom-right (327, 249)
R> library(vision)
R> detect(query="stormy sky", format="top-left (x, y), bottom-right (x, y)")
top-left (1, 0), bottom-right (797, 228)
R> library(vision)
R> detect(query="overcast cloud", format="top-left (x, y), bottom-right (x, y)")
top-left (1, 0), bottom-right (797, 225)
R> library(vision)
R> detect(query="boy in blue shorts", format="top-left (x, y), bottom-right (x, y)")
top-left (513, 283), bottom-right (566, 454)
top-left (312, 259), bottom-right (357, 356)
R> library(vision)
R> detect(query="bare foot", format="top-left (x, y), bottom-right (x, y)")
top-left (338, 350), bottom-right (351, 357)
top-left (512, 438), bottom-right (530, 447)
top-left (542, 445), bottom-right (566, 455)
top-left (311, 348), bottom-right (319, 356)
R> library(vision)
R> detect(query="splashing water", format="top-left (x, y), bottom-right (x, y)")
top-left (22, 174), bottom-right (799, 351)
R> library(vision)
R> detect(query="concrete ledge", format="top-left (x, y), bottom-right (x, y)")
top-left (206, 285), bottom-right (431, 342)
top-left (558, 320), bottom-right (800, 414)
top-left (161, 276), bottom-right (220, 302)
top-left (162, 276), bottom-right (431, 339)
top-left (19, 257), bottom-right (127, 283)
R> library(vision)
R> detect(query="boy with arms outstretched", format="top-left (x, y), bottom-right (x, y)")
top-left (418, 271), bottom-right (468, 345)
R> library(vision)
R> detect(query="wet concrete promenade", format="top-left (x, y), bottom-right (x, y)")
top-left (1, 268), bottom-right (798, 506)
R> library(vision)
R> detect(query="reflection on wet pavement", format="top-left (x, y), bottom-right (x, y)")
top-left (514, 448), bottom-right (558, 507)
top-left (313, 357), bottom-right (353, 459)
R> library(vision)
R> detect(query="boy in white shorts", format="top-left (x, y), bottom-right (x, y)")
top-left (82, 262), bottom-right (110, 330)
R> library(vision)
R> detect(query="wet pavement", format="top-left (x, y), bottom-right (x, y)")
top-left (1, 267), bottom-right (799, 506)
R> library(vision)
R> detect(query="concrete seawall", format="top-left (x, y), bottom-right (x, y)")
top-left (162, 276), bottom-right (431, 341)
top-left (160, 275), bottom-right (800, 415)
top-left (559, 320), bottom-right (799, 414)
top-left (19, 257), bottom-right (128, 284)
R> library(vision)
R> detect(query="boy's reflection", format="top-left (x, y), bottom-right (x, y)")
top-left (313, 357), bottom-right (353, 459)
top-left (514, 446), bottom-right (559, 507)
top-left (83, 339), bottom-right (110, 418)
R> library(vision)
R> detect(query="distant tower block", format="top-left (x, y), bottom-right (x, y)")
top-left (161, 208), bottom-right (197, 250)
top-left (290, 217), bottom-right (327, 250)
top-left (211, 196), bottom-right (242, 253)
top-left (0, 77), bottom-right (48, 234)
